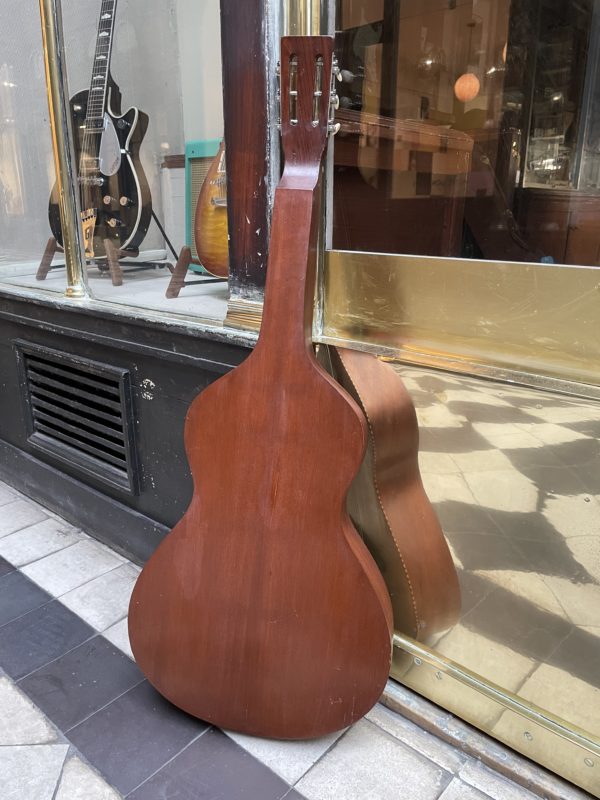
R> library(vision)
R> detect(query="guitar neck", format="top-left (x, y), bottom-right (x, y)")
top-left (257, 36), bottom-right (337, 356)
top-left (258, 167), bottom-right (323, 354)
top-left (84, 0), bottom-right (118, 131)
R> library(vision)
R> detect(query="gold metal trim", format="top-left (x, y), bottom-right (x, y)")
top-left (323, 249), bottom-right (600, 389)
top-left (39, 0), bottom-right (87, 299)
top-left (392, 634), bottom-right (600, 797)
top-left (224, 297), bottom-right (263, 331)
top-left (282, 0), bottom-right (322, 36)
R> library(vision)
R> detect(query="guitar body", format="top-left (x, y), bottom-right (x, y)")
top-left (48, 80), bottom-right (152, 259)
top-left (325, 347), bottom-right (461, 641)
top-left (129, 344), bottom-right (392, 739)
top-left (129, 37), bottom-right (393, 740)
top-left (194, 140), bottom-right (229, 277)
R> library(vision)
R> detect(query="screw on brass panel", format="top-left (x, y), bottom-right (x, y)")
top-left (584, 758), bottom-right (594, 768)
top-left (524, 732), bottom-right (533, 741)
top-left (414, 658), bottom-right (422, 666)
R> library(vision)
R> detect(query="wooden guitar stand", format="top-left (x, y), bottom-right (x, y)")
top-left (36, 237), bottom-right (173, 287)
top-left (36, 237), bottom-right (65, 282)
top-left (165, 246), bottom-right (226, 299)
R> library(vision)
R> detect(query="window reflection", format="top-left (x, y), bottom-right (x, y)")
top-left (334, 0), bottom-right (600, 267)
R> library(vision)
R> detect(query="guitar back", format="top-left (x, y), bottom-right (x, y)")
top-left (194, 141), bottom-right (229, 277)
top-left (129, 37), bottom-right (393, 740)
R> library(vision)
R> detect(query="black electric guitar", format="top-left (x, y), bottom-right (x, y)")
top-left (48, 0), bottom-right (151, 259)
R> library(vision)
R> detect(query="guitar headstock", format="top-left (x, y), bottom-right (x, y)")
top-left (277, 36), bottom-right (339, 165)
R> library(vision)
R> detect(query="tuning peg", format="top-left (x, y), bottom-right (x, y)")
top-left (332, 56), bottom-right (342, 81)
top-left (328, 122), bottom-right (341, 136)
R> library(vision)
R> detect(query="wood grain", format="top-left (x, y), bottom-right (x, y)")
top-left (220, 0), bottom-right (270, 296)
top-left (129, 37), bottom-right (393, 740)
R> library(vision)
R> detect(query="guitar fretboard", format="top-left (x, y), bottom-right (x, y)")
top-left (84, 0), bottom-right (118, 130)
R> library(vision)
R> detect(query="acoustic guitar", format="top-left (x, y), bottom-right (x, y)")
top-left (193, 140), bottom-right (229, 277)
top-left (128, 36), bottom-right (393, 740)
top-left (48, 0), bottom-right (151, 259)
top-left (321, 347), bottom-right (461, 641)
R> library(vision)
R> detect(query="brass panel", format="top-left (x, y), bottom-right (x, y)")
top-left (323, 250), bottom-right (600, 388)
top-left (225, 297), bottom-right (263, 331)
top-left (283, 0), bottom-right (323, 36)
top-left (392, 635), bottom-right (600, 797)
top-left (391, 363), bottom-right (600, 797)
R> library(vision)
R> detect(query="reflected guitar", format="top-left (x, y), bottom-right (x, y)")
top-left (128, 37), bottom-right (393, 740)
top-left (48, 0), bottom-right (151, 259)
top-left (193, 140), bottom-right (229, 277)
top-left (321, 347), bottom-right (461, 641)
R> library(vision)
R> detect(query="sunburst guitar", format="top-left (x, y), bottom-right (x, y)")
top-left (193, 141), bottom-right (229, 278)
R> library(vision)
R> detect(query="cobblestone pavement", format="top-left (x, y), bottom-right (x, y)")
top-left (0, 479), bottom-right (574, 799)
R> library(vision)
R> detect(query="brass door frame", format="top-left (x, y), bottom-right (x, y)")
top-left (38, 0), bottom-right (88, 299)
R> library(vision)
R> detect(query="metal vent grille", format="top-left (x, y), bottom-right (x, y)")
top-left (17, 343), bottom-right (137, 493)
top-left (189, 156), bottom-right (213, 259)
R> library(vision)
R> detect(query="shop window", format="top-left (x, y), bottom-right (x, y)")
top-left (1, 0), bottom-right (229, 323)
top-left (333, 0), bottom-right (600, 267)
top-left (0, 0), bottom-right (64, 295)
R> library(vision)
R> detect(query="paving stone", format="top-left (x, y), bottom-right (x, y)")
top-left (225, 726), bottom-right (343, 784)
top-left (102, 617), bottom-right (134, 659)
top-left (19, 635), bottom-right (143, 732)
top-left (55, 755), bottom-right (122, 800)
top-left (366, 703), bottom-right (466, 774)
top-left (60, 562), bottom-right (139, 632)
top-left (0, 743), bottom-right (69, 800)
top-left (0, 554), bottom-right (15, 577)
top-left (0, 676), bottom-right (57, 745)
top-left (0, 499), bottom-right (48, 539)
top-left (0, 518), bottom-right (83, 566)
top-left (68, 680), bottom-right (206, 796)
top-left (0, 599), bottom-right (94, 680)
top-left (438, 777), bottom-right (492, 799)
top-left (128, 728), bottom-right (294, 800)
top-left (459, 761), bottom-right (540, 800)
top-left (22, 540), bottom-right (126, 597)
top-left (0, 482), bottom-right (17, 506)
top-left (0, 570), bottom-right (52, 627)
top-left (295, 719), bottom-right (450, 800)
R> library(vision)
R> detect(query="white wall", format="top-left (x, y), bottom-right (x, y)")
top-left (175, 0), bottom-right (224, 143)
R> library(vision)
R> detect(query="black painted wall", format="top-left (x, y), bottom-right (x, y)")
top-left (0, 291), bottom-right (251, 563)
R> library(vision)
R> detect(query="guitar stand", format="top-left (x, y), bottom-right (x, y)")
top-left (36, 237), bottom-right (64, 281)
top-left (166, 246), bottom-right (226, 299)
top-left (36, 236), bottom-right (174, 288)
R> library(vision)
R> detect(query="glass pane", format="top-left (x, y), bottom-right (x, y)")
top-left (0, 0), bottom-right (65, 294)
top-left (333, 0), bottom-right (600, 267)
top-left (59, 0), bottom-right (227, 320)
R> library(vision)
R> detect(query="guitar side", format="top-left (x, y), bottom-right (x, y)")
top-left (327, 347), bottom-right (461, 641)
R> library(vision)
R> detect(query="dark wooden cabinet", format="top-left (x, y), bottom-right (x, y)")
top-left (516, 188), bottom-right (600, 266)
